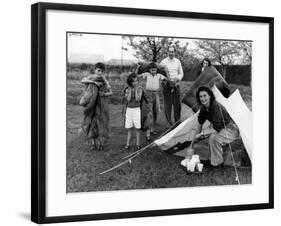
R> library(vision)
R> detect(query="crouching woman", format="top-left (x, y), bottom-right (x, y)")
top-left (191, 86), bottom-right (239, 167)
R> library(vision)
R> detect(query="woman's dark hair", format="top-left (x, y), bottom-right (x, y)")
top-left (201, 58), bottom-right (212, 67)
top-left (95, 62), bottom-right (105, 71)
top-left (127, 73), bottom-right (137, 87)
top-left (196, 86), bottom-right (216, 105)
top-left (147, 62), bottom-right (158, 70)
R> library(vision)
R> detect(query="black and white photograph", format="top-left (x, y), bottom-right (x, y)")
top-left (0, 0), bottom-right (278, 225)
top-left (29, 2), bottom-right (274, 224)
top-left (66, 32), bottom-right (253, 193)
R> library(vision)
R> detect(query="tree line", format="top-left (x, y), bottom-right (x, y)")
top-left (122, 36), bottom-right (252, 78)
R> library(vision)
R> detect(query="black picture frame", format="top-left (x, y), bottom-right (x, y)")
top-left (31, 2), bottom-right (274, 224)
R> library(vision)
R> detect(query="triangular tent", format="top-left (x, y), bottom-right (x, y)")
top-left (154, 85), bottom-right (252, 162)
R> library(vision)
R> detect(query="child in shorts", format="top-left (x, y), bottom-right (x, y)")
top-left (124, 73), bottom-right (143, 150)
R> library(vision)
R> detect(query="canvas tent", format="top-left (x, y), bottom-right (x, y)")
top-left (154, 85), bottom-right (253, 162)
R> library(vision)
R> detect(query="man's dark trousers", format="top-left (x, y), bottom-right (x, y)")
top-left (163, 85), bottom-right (181, 127)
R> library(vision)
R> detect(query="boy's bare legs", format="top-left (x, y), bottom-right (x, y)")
top-left (126, 128), bottom-right (132, 147)
top-left (151, 122), bottom-right (156, 134)
top-left (90, 138), bottom-right (97, 151)
top-left (136, 129), bottom-right (140, 146)
top-left (146, 129), bottom-right (151, 140)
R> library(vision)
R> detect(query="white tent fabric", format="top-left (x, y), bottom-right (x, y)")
top-left (154, 112), bottom-right (198, 150)
top-left (154, 85), bottom-right (252, 162)
top-left (212, 86), bottom-right (252, 162)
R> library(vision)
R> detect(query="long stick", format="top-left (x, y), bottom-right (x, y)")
top-left (99, 109), bottom-right (195, 175)
top-left (100, 159), bottom-right (131, 175)
top-left (122, 142), bottom-right (155, 160)
top-left (100, 100), bottom-right (199, 176)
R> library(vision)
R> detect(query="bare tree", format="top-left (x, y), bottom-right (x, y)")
top-left (122, 36), bottom-right (189, 63)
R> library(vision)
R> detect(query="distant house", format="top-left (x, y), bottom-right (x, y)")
top-left (107, 58), bottom-right (136, 65)
top-left (68, 53), bottom-right (105, 64)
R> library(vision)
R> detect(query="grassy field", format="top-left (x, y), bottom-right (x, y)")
top-left (66, 76), bottom-right (252, 193)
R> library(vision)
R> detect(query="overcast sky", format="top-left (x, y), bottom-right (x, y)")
top-left (67, 33), bottom-right (194, 63)
top-left (67, 33), bottom-right (135, 62)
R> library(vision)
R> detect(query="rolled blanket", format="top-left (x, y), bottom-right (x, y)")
top-left (81, 75), bottom-right (106, 88)
top-left (80, 75), bottom-right (105, 107)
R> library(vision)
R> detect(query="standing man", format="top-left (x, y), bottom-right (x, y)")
top-left (160, 46), bottom-right (184, 127)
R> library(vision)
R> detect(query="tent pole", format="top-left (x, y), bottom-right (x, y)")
top-left (219, 104), bottom-right (241, 185)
